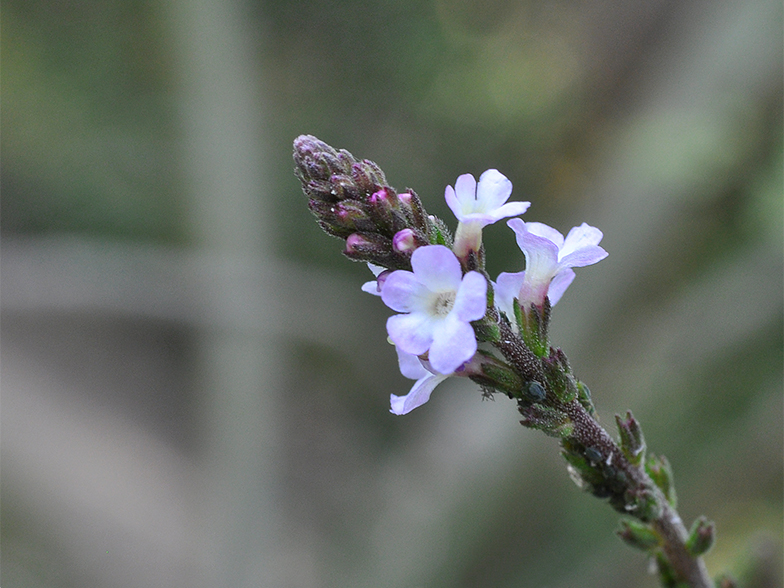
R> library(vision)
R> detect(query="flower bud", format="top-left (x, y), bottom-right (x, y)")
top-left (576, 381), bottom-right (596, 416)
top-left (393, 228), bottom-right (418, 253)
top-left (519, 403), bottom-right (573, 438)
top-left (685, 516), bottom-right (715, 556)
top-left (646, 454), bottom-right (677, 507)
top-left (616, 411), bottom-right (646, 466)
top-left (616, 519), bottom-right (661, 551)
top-left (352, 160), bottom-right (387, 193)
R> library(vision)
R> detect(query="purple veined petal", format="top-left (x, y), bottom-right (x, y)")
top-left (396, 346), bottom-right (429, 380)
top-left (494, 271), bottom-right (526, 318)
top-left (386, 312), bottom-right (435, 356)
top-left (452, 271), bottom-right (488, 322)
top-left (560, 223), bottom-right (604, 258)
top-left (382, 270), bottom-right (430, 312)
top-left (428, 316), bottom-right (477, 374)
top-left (558, 244), bottom-right (609, 269)
top-left (390, 372), bottom-right (448, 415)
top-left (475, 169), bottom-right (513, 210)
top-left (410, 245), bottom-right (463, 292)
top-left (523, 221), bottom-right (565, 248)
top-left (547, 268), bottom-right (576, 306)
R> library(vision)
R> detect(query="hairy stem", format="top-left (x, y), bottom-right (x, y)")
top-left (563, 401), bottom-right (713, 588)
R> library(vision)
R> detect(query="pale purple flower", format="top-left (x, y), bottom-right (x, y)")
top-left (390, 347), bottom-right (450, 415)
top-left (381, 245), bottom-right (487, 374)
top-left (445, 169), bottom-right (530, 257)
top-left (496, 219), bottom-right (608, 315)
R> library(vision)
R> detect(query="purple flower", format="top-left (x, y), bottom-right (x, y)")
top-left (496, 219), bottom-right (608, 316)
top-left (445, 169), bottom-right (530, 257)
top-left (381, 245), bottom-right (487, 374)
top-left (389, 347), bottom-right (450, 415)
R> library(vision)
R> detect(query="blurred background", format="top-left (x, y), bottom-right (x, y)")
top-left (2, 0), bottom-right (782, 587)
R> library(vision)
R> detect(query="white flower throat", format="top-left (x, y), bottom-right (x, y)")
top-left (431, 292), bottom-right (456, 317)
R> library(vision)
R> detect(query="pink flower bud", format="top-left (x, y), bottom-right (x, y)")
top-left (393, 229), bottom-right (417, 252)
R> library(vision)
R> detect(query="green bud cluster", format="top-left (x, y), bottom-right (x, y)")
top-left (293, 135), bottom-right (449, 270)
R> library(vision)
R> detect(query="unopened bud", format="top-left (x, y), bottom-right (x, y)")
top-left (351, 160), bottom-right (386, 193)
top-left (685, 516), bottom-right (715, 556)
top-left (616, 411), bottom-right (646, 466)
top-left (393, 229), bottom-right (418, 253)
top-left (646, 454), bottom-right (677, 507)
top-left (344, 232), bottom-right (391, 261)
top-left (617, 519), bottom-right (661, 551)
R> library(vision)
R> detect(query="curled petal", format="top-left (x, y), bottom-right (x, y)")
top-left (495, 271), bottom-right (526, 318)
top-left (487, 201), bottom-right (530, 223)
top-left (361, 281), bottom-right (381, 296)
top-left (396, 346), bottom-right (429, 380)
top-left (390, 372), bottom-right (448, 415)
top-left (523, 221), bottom-right (565, 248)
top-left (559, 244), bottom-right (609, 269)
top-left (547, 268), bottom-right (576, 306)
top-left (360, 263), bottom-right (386, 296)
top-left (560, 223), bottom-right (604, 257)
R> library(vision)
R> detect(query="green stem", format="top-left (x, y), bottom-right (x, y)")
top-left (562, 400), bottom-right (713, 588)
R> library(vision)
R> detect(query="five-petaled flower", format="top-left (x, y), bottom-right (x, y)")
top-left (446, 169), bottom-right (530, 258)
top-left (381, 245), bottom-right (487, 374)
top-left (496, 219), bottom-right (608, 319)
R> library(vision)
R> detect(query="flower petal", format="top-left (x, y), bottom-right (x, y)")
top-left (396, 346), bottom-right (429, 380)
top-left (390, 373), bottom-right (448, 415)
top-left (382, 270), bottom-right (430, 312)
top-left (558, 244), bottom-right (608, 269)
top-left (486, 201), bottom-right (530, 223)
top-left (452, 271), bottom-right (488, 322)
top-left (559, 223), bottom-right (604, 258)
top-left (523, 221), bottom-right (565, 248)
top-left (410, 245), bottom-right (463, 292)
top-left (445, 173), bottom-right (478, 221)
top-left (361, 280), bottom-right (381, 296)
top-left (428, 316), bottom-right (477, 374)
top-left (547, 268), bottom-right (576, 306)
top-left (494, 271), bottom-right (526, 318)
top-left (386, 312), bottom-right (434, 355)
top-left (475, 169), bottom-right (513, 210)
top-left (508, 219), bottom-right (561, 284)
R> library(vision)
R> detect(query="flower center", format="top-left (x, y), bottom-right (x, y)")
top-left (431, 292), bottom-right (456, 317)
